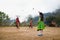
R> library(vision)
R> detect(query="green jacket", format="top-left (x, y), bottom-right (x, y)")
top-left (37, 18), bottom-right (45, 30)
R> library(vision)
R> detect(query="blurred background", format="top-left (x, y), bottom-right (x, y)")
top-left (0, 0), bottom-right (60, 27)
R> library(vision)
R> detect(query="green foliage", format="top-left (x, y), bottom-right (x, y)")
top-left (0, 11), bottom-right (10, 26)
top-left (27, 15), bottom-right (33, 23)
top-left (46, 9), bottom-right (60, 26)
top-left (24, 9), bottom-right (60, 27)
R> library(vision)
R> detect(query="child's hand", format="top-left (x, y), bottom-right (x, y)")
top-left (37, 29), bottom-right (39, 31)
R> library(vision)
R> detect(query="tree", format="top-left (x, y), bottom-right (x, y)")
top-left (45, 8), bottom-right (60, 27)
top-left (0, 12), bottom-right (5, 25)
top-left (0, 11), bottom-right (10, 26)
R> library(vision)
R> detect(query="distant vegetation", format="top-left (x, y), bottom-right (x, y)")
top-left (45, 9), bottom-right (60, 27)
top-left (0, 11), bottom-right (10, 26)
top-left (0, 8), bottom-right (60, 27)
top-left (25, 8), bottom-right (60, 27)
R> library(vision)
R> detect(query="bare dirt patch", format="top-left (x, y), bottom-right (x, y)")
top-left (0, 27), bottom-right (60, 40)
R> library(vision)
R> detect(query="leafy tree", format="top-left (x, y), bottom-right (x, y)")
top-left (45, 8), bottom-right (60, 26)
top-left (0, 11), bottom-right (10, 26)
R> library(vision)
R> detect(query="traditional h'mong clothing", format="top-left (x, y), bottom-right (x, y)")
top-left (16, 17), bottom-right (20, 28)
top-left (29, 20), bottom-right (33, 28)
top-left (16, 17), bottom-right (20, 25)
top-left (37, 18), bottom-right (45, 31)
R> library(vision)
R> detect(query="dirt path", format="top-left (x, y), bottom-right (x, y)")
top-left (0, 27), bottom-right (60, 40)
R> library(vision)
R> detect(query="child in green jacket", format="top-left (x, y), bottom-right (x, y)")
top-left (37, 12), bottom-right (45, 36)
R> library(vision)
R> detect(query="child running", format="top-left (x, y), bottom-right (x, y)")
top-left (29, 18), bottom-right (33, 28)
top-left (16, 17), bottom-right (20, 29)
top-left (37, 11), bottom-right (45, 36)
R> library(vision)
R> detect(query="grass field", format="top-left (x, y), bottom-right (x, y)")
top-left (0, 26), bottom-right (60, 40)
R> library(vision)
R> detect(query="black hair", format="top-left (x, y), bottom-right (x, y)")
top-left (39, 12), bottom-right (44, 21)
top-left (30, 18), bottom-right (32, 20)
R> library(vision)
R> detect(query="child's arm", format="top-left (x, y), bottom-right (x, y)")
top-left (38, 18), bottom-right (41, 24)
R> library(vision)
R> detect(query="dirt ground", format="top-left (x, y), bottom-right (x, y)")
top-left (0, 27), bottom-right (60, 40)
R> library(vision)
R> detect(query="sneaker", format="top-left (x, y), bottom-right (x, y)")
top-left (38, 34), bottom-right (43, 36)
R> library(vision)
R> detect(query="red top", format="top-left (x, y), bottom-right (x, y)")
top-left (30, 20), bottom-right (32, 25)
top-left (16, 17), bottom-right (20, 24)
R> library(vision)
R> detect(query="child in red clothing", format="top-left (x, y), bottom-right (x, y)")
top-left (16, 17), bottom-right (20, 29)
top-left (29, 18), bottom-right (33, 28)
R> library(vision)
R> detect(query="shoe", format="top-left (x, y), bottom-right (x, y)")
top-left (38, 34), bottom-right (43, 36)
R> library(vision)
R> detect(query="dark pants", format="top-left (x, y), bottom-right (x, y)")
top-left (16, 24), bottom-right (19, 29)
top-left (29, 25), bottom-right (33, 28)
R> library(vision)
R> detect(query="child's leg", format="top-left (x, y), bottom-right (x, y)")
top-left (30, 25), bottom-right (32, 28)
top-left (40, 30), bottom-right (43, 34)
top-left (29, 25), bottom-right (32, 28)
top-left (38, 29), bottom-right (43, 36)
top-left (16, 23), bottom-right (19, 29)
top-left (31, 25), bottom-right (33, 28)
top-left (18, 23), bottom-right (20, 29)
top-left (16, 25), bottom-right (18, 28)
